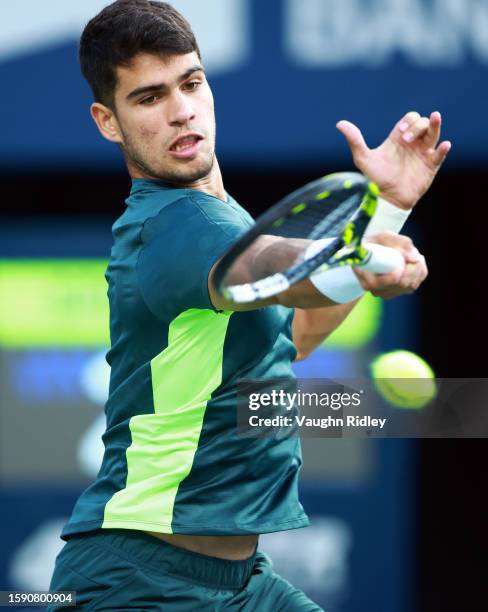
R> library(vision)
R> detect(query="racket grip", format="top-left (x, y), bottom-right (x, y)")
top-left (360, 243), bottom-right (405, 274)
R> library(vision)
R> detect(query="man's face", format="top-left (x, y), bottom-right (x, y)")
top-left (112, 52), bottom-right (216, 184)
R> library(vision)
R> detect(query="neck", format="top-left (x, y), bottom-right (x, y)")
top-left (129, 158), bottom-right (227, 202)
top-left (182, 159), bottom-right (226, 201)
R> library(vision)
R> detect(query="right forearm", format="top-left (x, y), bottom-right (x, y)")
top-left (276, 278), bottom-right (338, 309)
top-left (293, 298), bottom-right (361, 360)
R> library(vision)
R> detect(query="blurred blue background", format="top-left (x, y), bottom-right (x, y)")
top-left (1, 1), bottom-right (486, 611)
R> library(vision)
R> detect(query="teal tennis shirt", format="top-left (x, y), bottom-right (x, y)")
top-left (62, 179), bottom-right (310, 539)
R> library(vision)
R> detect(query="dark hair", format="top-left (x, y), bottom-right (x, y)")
top-left (79, 0), bottom-right (200, 109)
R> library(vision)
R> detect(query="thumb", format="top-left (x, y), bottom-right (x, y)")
top-left (405, 247), bottom-right (422, 264)
top-left (336, 120), bottom-right (369, 161)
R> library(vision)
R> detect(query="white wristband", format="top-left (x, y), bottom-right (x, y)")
top-left (303, 197), bottom-right (412, 304)
top-left (304, 237), bottom-right (406, 304)
top-left (364, 197), bottom-right (411, 237)
top-left (310, 265), bottom-right (364, 304)
top-left (304, 238), bottom-right (365, 304)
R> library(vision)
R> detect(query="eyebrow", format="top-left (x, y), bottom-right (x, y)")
top-left (126, 65), bottom-right (205, 101)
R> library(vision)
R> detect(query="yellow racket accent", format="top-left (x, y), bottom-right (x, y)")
top-left (291, 203), bottom-right (307, 215)
top-left (343, 222), bottom-right (355, 244)
top-left (315, 191), bottom-right (331, 200)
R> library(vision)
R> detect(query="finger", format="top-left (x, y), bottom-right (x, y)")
top-left (404, 247), bottom-right (422, 264)
top-left (402, 116), bottom-right (430, 143)
top-left (359, 258), bottom-right (428, 299)
top-left (372, 269), bottom-right (405, 288)
top-left (399, 264), bottom-right (422, 290)
top-left (412, 257), bottom-right (428, 285)
top-left (354, 268), bottom-right (404, 291)
top-left (396, 111), bottom-right (421, 135)
top-left (336, 120), bottom-right (369, 162)
top-left (352, 269), bottom-right (381, 291)
top-left (364, 236), bottom-right (415, 265)
top-left (365, 232), bottom-right (414, 257)
top-left (397, 260), bottom-right (428, 291)
top-left (431, 140), bottom-right (452, 166)
top-left (422, 111), bottom-right (442, 149)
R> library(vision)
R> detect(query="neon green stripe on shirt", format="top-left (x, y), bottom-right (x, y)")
top-left (102, 308), bottom-right (233, 532)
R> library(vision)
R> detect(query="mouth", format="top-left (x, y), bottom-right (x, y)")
top-left (169, 132), bottom-right (204, 159)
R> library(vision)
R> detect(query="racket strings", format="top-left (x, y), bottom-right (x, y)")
top-left (224, 194), bottom-right (363, 284)
top-left (270, 195), bottom-right (361, 240)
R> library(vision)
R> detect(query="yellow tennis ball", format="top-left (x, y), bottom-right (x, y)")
top-left (370, 350), bottom-right (437, 409)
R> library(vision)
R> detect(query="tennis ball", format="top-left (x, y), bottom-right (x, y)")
top-left (370, 350), bottom-right (437, 409)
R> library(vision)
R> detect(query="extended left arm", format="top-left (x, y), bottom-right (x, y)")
top-left (293, 109), bottom-right (450, 361)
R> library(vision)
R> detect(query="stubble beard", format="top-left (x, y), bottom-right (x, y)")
top-left (120, 128), bottom-right (216, 186)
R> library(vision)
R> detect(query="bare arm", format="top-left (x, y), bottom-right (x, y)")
top-left (208, 231), bottom-right (416, 312)
top-left (292, 233), bottom-right (428, 361)
top-left (292, 300), bottom-right (360, 361)
top-left (208, 232), bottom-right (426, 360)
top-left (208, 234), bottom-right (338, 312)
top-left (210, 109), bottom-right (447, 345)
top-left (289, 108), bottom-right (449, 360)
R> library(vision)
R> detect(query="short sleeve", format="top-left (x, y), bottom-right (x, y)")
top-left (137, 195), bottom-right (251, 321)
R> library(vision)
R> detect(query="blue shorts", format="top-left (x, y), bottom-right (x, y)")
top-left (48, 529), bottom-right (324, 611)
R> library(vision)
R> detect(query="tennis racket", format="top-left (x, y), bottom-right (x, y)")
top-left (214, 172), bottom-right (404, 304)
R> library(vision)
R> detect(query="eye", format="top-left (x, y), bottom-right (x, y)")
top-left (140, 95), bottom-right (160, 105)
top-left (184, 80), bottom-right (201, 92)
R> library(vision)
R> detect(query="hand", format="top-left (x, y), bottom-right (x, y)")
top-left (337, 111), bottom-right (452, 210)
top-left (353, 232), bottom-right (428, 300)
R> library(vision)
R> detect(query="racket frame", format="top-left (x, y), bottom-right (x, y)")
top-left (214, 173), bottom-right (380, 304)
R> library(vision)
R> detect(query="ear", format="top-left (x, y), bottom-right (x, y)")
top-left (90, 103), bottom-right (123, 144)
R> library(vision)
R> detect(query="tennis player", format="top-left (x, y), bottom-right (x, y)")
top-left (48, 1), bottom-right (450, 609)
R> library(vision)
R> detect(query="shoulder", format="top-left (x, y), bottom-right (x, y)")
top-left (140, 192), bottom-right (250, 244)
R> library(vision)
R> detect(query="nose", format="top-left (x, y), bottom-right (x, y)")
top-left (167, 90), bottom-right (196, 126)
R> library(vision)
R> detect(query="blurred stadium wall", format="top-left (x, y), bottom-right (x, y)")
top-left (1, 1), bottom-right (486, 610)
